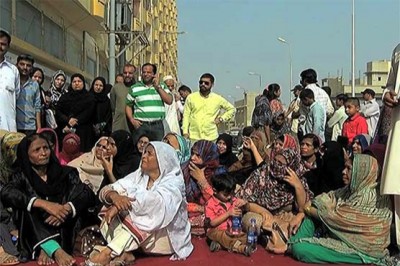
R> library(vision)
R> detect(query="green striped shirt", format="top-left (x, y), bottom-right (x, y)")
top-left (125, 81), bottom-right (171, 121)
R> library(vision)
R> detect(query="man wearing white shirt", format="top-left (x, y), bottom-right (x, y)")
top-left (0, 30), bottom-right (20, 131)
top-left (361, 88), bottom-right (380, 137)
top-left (297, 68), bottom-right (334, 138)
top-left (327, 93), bottom-right (348, 141)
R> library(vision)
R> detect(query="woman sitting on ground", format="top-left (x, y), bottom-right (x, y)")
top-left (216, 133), bottom-right (238, 169)
top-left (59, 133), bottom-right (82, 165)
top-left (162, 132), bottom-right (190, 165)
top-left (0, 133), bottom-right (95, 266)
top-left (183, 140), bottom-right (219, 236)
top-left (289, 154), bottom-right (393, 265)
top-left (103, 130), bottom-right (137, 183)
top-left (351, 134), bottom-right (372, 155)
top-left (131, 134), bottom-right (150, 171)
top-left (88, 142), bottom-right (193, 265)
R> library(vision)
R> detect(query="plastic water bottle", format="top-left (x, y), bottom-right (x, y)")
top-left (231, 215), bottom-right (242, 235)
top-left (247, 218), bottom-right (258, 252)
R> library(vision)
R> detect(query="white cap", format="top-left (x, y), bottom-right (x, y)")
top-left (163, 75), bottom-right (175, 82)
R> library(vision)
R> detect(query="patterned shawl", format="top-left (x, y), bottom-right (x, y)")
top-left (184, 140), bottom-right (219, 204)
top-left (238, 148), bottom-right (312, 212)
top-left (271, 111), bottom-right (291, 139)
top-left (312, 154), bottom-right (392, 259)
top-left (49, 70), bottom-right (67, 105)
top-left (271, 133), bottom-right (299, 159)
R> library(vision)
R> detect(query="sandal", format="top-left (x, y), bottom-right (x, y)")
top-left (82, 259), bottom-right (103, 266)
top-left (0, 252), bottom-right (19, 266)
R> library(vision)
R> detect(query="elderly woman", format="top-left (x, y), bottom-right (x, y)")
top-left (87, 142), bottom-right (193, 265)
top-left (0, 133), bottom-right (95, 266)
top-left (289, 154), bottom-right (393, 265)
top-left (55, 73), bottom-right (95, 152)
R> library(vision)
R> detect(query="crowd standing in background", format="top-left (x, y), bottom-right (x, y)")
top-left (0, 28), bottom-right (400, 266)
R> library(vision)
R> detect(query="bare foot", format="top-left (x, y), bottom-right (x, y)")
top-left (37, 249), bottom-right (54, 265)
top-left (111, 252), bottom-right (135, 265)
top-left (53, 249), bottom-right (76, 266)
top-left (89, 247), bottom-right (112, 266)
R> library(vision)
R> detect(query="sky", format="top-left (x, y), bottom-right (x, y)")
top-left (176, 0), bottom-right (400, 105)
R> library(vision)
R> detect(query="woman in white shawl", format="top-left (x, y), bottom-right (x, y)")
top-left (87, 142), bottom-right (193, 265)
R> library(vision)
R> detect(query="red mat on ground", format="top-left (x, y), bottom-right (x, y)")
top-left (20, 237), bottom-right (362, 266)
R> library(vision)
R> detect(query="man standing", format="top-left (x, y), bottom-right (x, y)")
top-left (110, 63), bottom-right (136, 132)
top-left (163, 75), bottom-right (181, 135)
top-left (286, 84), bottom-right (303, 134)
top-left (125, 63), bottom-right (173, 142)
top-left (0, 30), bottom-right (20, 131)
top-left (299, 89), bottom-right (326, 142)
top-left (298, 68), bottom-right (334, 139)
top-left (327, 93), bottom-right (348, 141)
top-left (380, 43), bottom-right (400, 251)
top-left (182, 73), bottom-right (235, 143)
top-left (16, 54), bottom-right (41, 135)
top-left (360, 88), bottom-right (380, 137)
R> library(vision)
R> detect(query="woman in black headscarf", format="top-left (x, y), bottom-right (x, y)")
top-left (55, 73), bottom-right (95, 152)
top-left (216, 133), bottom-right (238, 168)
top-left (0, 133), bottom-right (95, 265)
top-left (103, 130), bottom-right (137, 183)
top-left (90, 77), bottom-right (112, 139)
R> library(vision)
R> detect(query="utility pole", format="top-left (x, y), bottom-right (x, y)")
top-left (108, 0), bottom-right (116, 84)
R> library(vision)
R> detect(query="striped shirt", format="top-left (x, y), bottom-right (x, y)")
top-left (16, 79), bottom-right (41, 130)
top-left (125, 81), bottom-right (171, 121)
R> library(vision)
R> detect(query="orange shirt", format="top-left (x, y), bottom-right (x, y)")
top-left (205, 196), bottom-right (238, 231)
top-left (342, 112), bottom-right (368, 144)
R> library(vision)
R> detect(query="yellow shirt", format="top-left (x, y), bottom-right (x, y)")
top-left (182, 92), bottom-right (235, 141)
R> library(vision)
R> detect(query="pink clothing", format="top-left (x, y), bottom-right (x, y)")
top-left (205, 196), bottom-right (239, 231)
top-left (270, 99), bottom-right (284, 114)
top-left (342, 113), bottom-right (369, 144)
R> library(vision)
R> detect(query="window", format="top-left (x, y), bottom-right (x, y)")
top-left (16, 1), bottom-right (42, 49)
top-left (378, 76), bottom-right (381, 81)
top-left (0, 0), bottom-right (12, 32)
top-left (44, 16), bottom-right (64, 59)
top-left (66, 31), bottom-right (82, 68)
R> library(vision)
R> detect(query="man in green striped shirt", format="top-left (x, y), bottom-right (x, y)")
top-left (125, 63), bottom-right (173, 143)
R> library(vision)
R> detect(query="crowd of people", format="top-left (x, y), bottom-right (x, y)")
top-left (0, 29), bottom-right (400, 266)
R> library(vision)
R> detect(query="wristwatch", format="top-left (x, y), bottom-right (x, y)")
top-left (218, 117), bottom-right (224, 122)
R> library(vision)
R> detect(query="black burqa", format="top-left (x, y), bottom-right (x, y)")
top-left (55, 73), bottom-right (95, 152)
top-left (217, 133), bottom-right (238, 168)
top-left (0, 134), bottom-right (95, 261)
top-left (90, 78), bottom-right (112, 138)
top-left (111, 130), bottom-right (137, 180)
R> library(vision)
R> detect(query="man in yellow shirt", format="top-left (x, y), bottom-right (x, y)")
top-left (182, 73), bottom-right (236, 143)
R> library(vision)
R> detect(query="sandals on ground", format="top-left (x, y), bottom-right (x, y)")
top-left (0, 252), bottom-right (19, 266)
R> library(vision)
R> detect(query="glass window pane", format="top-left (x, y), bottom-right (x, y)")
top-left (44, 16), bottom-right (64, 60)
top-left (0, 0), bottom-right (12, 32)
top-left (15, 1), bottom-right (42, 48)
top-left (66, 32), bottom-right (82, 69)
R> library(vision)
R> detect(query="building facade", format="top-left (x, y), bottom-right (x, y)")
top-left (1, 0), bottom-right (107, 86)
top-left (1, 0), bottom-right (179, 85)
top-left (129, 0), bottom-right (178, 79)
top-left (322, 60), bottom-right (391, 99)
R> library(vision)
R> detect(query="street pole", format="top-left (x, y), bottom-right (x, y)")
top-left (277, 37), bottom-right (293, 101)
top-left (108, 0), bottom-right (116, 84)
top-left (351, 0), bottom-right (355, 97)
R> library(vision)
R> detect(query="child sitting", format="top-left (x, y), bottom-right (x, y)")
top-left (205, 173), bottom-right (251, 256)
top-left (341, 97), bottom-right (369, 144)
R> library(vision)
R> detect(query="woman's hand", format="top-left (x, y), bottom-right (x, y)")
top-left (110, 194), bottom-right (134, 212)
top-left (45, 215), bottom-right (62, 227)
top-left (68, 118), bottom-right (78, 127)
top-left (189, 162), bottom-right (206, 181)
top-left (43, 201), bottom-right (69, 222)
top-left (284, 168), bottom-right (302, 188)
top-left (101, 206), bottom-right (119, 226)
top-left (101, 151), bottom-right (113, 173)
top-left (288, 213), bottom-right (305, 235)
top-left (242, 136), bottom-right (255, 150)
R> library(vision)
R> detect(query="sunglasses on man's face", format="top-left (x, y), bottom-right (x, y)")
top-left (199, 80), bottom-right (210, 86)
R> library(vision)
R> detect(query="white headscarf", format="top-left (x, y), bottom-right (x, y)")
top-left (111, 141), bottom-right (193, 259)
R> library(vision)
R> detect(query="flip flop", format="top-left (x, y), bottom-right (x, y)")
top-left (88, 245), bottom-right (108, 260)
top-left (0, 252), bottom-right (19, 266)
top-left (82, 259), bottom-right (103, 266)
